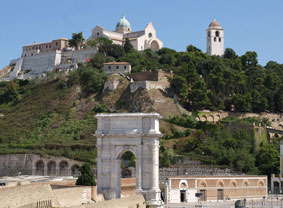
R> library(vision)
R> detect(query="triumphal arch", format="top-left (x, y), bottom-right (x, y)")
top-left (95, 113), bottom-right (163, 207)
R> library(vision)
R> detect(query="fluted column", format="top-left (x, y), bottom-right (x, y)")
top-left (136, 145), bottom-right (142, 191)
top-left (151, 138), bottom-right (159, 190)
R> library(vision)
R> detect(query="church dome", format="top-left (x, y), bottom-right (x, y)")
top-left (116, 14), bottom-right (131, 30)
top-left (209, 19), bottom-right (222, 28)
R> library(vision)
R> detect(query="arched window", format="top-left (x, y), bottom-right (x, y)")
top-left (219, 38), bottom-right (221, 42)
top-left (215, 31), bottom-right (220, 37)
top-left (47, 161), bottom-right (56, 176)
top-left (207, 31), bottom-right (211, 37)
top-left (214, 37), bottom-right (217, 42)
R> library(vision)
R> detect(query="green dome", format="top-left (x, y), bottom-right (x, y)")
top-left (116, 14), bottom-right (131, 29)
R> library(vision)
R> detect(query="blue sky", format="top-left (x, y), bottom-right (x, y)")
top-left (0, 0), bottom-right (283, 69)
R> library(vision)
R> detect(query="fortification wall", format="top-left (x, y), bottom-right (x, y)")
top-left (63, 48), bottom-right (97, 63)
top-left (21, 51), bottom-right (62, 74)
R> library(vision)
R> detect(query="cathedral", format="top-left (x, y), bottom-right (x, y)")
top-left (88, 14), bottom-right (163, 52)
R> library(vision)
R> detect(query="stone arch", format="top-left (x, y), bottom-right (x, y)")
top-left (230, 180), bottom-right (237, 187)
top-left (59, 161), bottom-right (69, 176)
top-left (35, 160), bottom-right (45, 176)
top-left (199, 181), bottom-right (207, 188)
top-left (196, 116), bottom-right (200, 121)
top-left (95, 113), bottom-right (162, 205)
top-left (200, 115), bottom-right (207, 122)
top-left (150, 40), bottom-right (160, 51)
top-left (179, 180), bottom-right (188, 189)
top-left (258, 180), bottom-right (265, 186)
top-left (119, 150), bottom-right (136, 178)
top-left (216, 114), bottom-right (221, 121)
top-left (217, 181), bottom-right (225, 187)
top-left (47, 161), bottom-right (56, 176)
top-left (242, 180), bottom-right (249, 187)
top-left (207, 115), bottom-right (215, 122)
top-left (71, 164), bottom-right (80, 176)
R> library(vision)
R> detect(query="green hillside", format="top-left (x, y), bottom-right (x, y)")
top-left (0, 39), bottom-right (282, 176)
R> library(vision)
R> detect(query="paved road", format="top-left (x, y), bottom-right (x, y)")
top-left (165, 198), bottom-right (283, 208)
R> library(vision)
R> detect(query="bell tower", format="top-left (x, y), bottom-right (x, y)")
top-left (207, 19), bottom-right (224, 56)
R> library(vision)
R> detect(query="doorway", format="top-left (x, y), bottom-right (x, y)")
top-left (217, 189), bottom-right (223, 200)
top-left (180, 190), bottom-right (186, 202)
top-left (200, 190), bottom-right (206, 201)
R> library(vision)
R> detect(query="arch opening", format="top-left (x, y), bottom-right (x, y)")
top-left (150, 40), bottom-right (159, 51)
top-left (35, 161), bottom-right (44, 176)
top-left (120, 151), bottom-right (136, 178)
top-left (71, 165), bottom-right (80, 176)
top-left (47, 161), bottom-right (56, 176)
top-left (59, 161), bottom-right (69, 176)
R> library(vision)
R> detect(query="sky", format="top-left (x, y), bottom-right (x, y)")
top-left (0, 0), bottom-right (283, 69)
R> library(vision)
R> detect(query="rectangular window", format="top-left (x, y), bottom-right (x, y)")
top-left (219, 38), bottom-right (221, 42)
top-left (124, 66), bottom-right (127, 69)
top-left (108, 66), bottom-right (111, 69)
top-left (116, 66), bottom-right (119, 69)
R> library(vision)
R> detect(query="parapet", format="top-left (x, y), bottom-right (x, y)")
top-left (95, 113), bottom-right (161, 136)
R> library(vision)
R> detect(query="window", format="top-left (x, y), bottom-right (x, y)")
top-left (124, 66), bottom-right (127, 69)
top-left (97, 32), bottom-right (99, 36)
top-left (116, 66), bottom-right (119, 69)
top-left (219, 38), bottom-right (221, 42)
top-left (215, 31), bottom-right (220, 37)
top-left (46, 45), bottom-right (48, 48)
top-left (214, 37), bottom-right (216, 42)
top-left (31, 53), bottom-right (33, 56)
top-left (56, 42), bottom-right (58, 46)
top-left (148, 33), bottom-right (152, 38)
top-left (49, 45), bottom-right (51, 48)
top-left (128, 28), bottom-right (130, 31)
top-left (36, 47), bottom-right (38, 50)
top-left (207, 31), bottom-right (211, 37)
top-left (108, 66), bottom-right (111, 69)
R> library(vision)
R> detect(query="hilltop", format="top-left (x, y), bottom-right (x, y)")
top-left (0, 41), bottom-right (282, 176)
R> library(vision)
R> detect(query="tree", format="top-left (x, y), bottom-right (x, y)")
top-left (224, 48), bottom-right (237, 59)
top-left (241, 51), bottom-right (258, 69)
top-left (170, 75), bottom-right (188, 102)
top-left (124, 38), bottom-right (133, 53)
top-left (186, 45), bottom-right (201, 53)
top-left (76, 163), bottom-right (96, 186)
top-left (69, 32), bottom-right (85, 50)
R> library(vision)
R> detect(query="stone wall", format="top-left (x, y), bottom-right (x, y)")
top-left (0, 154), bottom-right (81, 177)
top-left (0, 184), bottom-right (57, 208)
top-left (21, 51), bottom-right (62, 74)
top-left (63, 48), bottom-right (97, 63)
top-left (53, 186), bottom-right (93, 207)
top-left (70, 195), bottom-right (146, 208)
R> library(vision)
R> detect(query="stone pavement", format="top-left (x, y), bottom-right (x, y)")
top-left (165, 197), bottom-right (283, 208)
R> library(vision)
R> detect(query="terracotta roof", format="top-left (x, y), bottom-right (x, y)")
top-left (209, 19), bottom-right (221, 28)
top-left (104, 62), bottom-right (130, 65)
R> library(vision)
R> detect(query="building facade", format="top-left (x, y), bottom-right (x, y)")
top-left (103, 62), bottom-right (131, 74)
top-left (207, 19), bottom-right (224, 56)
top-left (165, 176), bottom-right (267, 204)
top-left (88, 14), bottom-right (163, 52)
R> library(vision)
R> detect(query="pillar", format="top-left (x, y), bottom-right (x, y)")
top-left (151, 139), bottom-right (159, 191)
top-left (136, 145), bottom-right (142, 192)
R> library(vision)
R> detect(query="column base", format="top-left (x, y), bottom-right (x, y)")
top-left (103, 189), bottom-right (117, 200)
top-left (143, 189), bottom-right (163, 208)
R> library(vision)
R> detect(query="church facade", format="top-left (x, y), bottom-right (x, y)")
top-left (88, 14), bottom-right (163, 52)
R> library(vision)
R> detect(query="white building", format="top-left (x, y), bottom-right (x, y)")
top-left (88, 14), bottom-right (163, 52)
top-left (206, 19), bottom-right (224, 56)
top-left (103, 62), bottom-right (131, 74)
